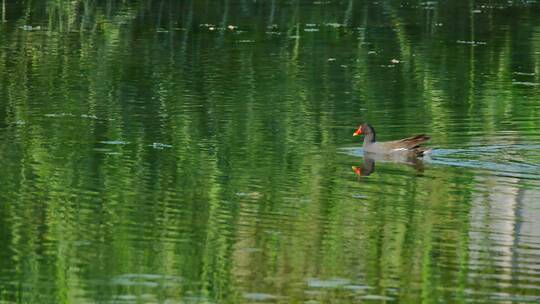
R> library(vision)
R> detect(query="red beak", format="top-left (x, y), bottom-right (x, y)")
top-left (353, 126), bottom-right (362, 136)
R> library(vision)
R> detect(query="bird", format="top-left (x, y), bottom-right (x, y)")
top-left (353, 123), bottom-right (430, 157)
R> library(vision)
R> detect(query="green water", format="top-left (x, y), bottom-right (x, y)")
top-left (1, 1), bottom-right (540, 303)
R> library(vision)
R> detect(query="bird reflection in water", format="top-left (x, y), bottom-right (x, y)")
top-left (352, 152), bottom-right (425, 177)
top-left (352, 156), bottom-right (375, 177)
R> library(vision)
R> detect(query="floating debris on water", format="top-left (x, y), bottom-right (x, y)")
top-left (328, 58), bottom-right (337, 62)
top-left (45, 113), bottom-right (75, 118)
top-left (20, 25), bottom-right (43, 31)
top-left (227, 25), bottom-right (237, 30)
top-left (105, 152), bottom-right (122, 155)
top-left (308, 278), bottom-right (351, 288)
top-left (45, 113), bottom-right (99, 119)
top-left (390, 58), bottom-right (401, 64)
top-left (235, 192), bottom-right (262, 199)
top-left (360, 295), bottom-right (395, 301)
top-left (325, 22), bottom-right (344, 28)
top-left (80, 114), bottom-right (98, 119)
top-left (243, 293), bottom-right (279, 301)
top-left (150, 142), bottom-right (172, 149)
top-left (344, 285), bottom-right (373, 291)
top-left (111, 273), bottom-right (183, 287)
top-left (456, 40), bottom-right (487, 45)
top-left (199, 23), bottom-right (222, 31)
top-left (100, 140), bottom-right (128, 145)
top-left (304, 28), bottom-right (320, 32)
top-left (512, 81), bottom-right (539, 86)
top-left (352, 194), bottom-right (368, 199)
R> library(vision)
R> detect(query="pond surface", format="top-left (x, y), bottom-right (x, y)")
top-left (1, 1), bottom-right (540, 303)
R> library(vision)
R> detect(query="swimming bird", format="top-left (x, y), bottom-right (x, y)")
top-left (353, 123), bottom-right (430, 156)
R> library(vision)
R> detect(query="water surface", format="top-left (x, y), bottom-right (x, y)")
top-left (1, 1), bottom-right (540, 303)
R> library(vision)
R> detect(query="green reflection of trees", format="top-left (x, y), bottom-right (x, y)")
top-left (1, 1), bottom-right (539, 303)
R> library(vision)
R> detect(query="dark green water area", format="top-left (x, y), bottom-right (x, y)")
top-left (1, 1), bottom-right (540, 303)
